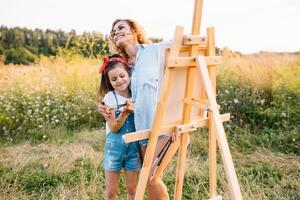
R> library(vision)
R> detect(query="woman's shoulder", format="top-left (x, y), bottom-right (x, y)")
top-left (141, 42), bottom-right (171, 53)
top-left (158, 42), bottom-right (171, 49)
top-left (141, 43), bottom-right (159, 50)
top-left (139, 43), bottom-right (161, 59)
top-left (142, 42), bottom-right (171, 47)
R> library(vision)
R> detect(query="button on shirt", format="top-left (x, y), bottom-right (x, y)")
top-left (130, 43), bottom-right (170, 131)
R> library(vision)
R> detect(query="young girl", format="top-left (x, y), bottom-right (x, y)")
top-left (98, 54), bottom-right (141, 200)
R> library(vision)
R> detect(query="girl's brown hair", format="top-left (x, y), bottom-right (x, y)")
top-left (108, 19), bottom-right (152, 60)
top-left (97, 54), bottom-right (131, 102)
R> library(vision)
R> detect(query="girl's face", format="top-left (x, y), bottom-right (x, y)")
top-left (107, 63), bottom-right (130, 95)
top-left (111, 21), bottom-right (136, 47)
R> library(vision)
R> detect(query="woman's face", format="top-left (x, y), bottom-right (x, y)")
top-left (111, 21), bottom-right (136, 47)
top-left (107, 63), bottom-right (130, 95)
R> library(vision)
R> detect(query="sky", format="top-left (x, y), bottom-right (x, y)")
top-left (1, 0), bottom-right (300, 54)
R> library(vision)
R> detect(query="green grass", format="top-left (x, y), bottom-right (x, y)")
top-left (0, 131), bottom-right (299, 199)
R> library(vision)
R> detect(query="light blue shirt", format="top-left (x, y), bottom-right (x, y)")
top-left (130, 43), bottom-right (169, 131)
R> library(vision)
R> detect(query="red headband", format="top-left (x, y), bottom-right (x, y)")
top-left (99, 56), bottom-right (128, 73)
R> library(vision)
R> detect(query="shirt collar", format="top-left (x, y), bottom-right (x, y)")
top-left (139, 44), bottom-right (146, 48)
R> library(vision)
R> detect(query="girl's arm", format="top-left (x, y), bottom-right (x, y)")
top-left (106, 100), bottom-right (135, 133)
top-left (108, 110), bottom-right (131, 132)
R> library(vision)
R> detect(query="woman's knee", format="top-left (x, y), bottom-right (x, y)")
top-left (147, 177), bottom-right (162, 188)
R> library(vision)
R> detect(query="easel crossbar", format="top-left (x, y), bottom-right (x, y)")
top-left (183, 35), bottom-right (207, 45)
top-left (123, 113), bottom-right (230, 143)
top-left (168, 56), bottom-right (222, 67)
top-left (183, 98), bottom-right (210, 110)
top-left (183, 98), bottom-right (221, 110)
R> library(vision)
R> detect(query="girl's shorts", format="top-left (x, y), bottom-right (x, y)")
top-left (103, 139), bottom-right (141, 171)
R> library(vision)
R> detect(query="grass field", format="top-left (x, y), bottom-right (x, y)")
top-left (0, 53), bottom-right (299, 199)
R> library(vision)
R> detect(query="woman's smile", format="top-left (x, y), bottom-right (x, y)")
top-left (115, 34), bottom-right (124, 42)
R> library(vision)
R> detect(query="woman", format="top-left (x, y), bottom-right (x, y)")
top-left (99, 19), bottom-right (169, 200)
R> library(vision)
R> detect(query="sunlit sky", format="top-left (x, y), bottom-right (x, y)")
top-left (1, 0), bottom-right (300, 54)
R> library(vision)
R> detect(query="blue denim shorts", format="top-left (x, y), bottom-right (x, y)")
top-left (103, 134), bottom-right (141, 171)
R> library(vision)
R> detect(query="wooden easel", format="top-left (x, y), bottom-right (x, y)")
top-left (123, 0), bottom-right (243, 199)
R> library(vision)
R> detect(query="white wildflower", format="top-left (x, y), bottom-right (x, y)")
top-left (46, 100), bottom-right (51, 106)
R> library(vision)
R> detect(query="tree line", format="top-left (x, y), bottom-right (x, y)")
top-left (0, 26), bottom-right (109, 64)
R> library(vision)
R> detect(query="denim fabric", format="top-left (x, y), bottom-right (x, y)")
top-left (103, 112), bottom-right (141, 171)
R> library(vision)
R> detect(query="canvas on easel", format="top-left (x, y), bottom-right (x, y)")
top-left (123, 0), bottom-right (243, 199)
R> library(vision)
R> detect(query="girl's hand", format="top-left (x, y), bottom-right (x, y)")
top-left (124, 100), bottom-right (135, 113)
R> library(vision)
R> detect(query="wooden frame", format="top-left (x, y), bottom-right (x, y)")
top-left (123, 0), bottom-right (243, 199)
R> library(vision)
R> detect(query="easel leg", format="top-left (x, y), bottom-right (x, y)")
top-left (207, 27), bottom-right (218, 198)
top-left (209, 116), bottom-right (217, 197)
top-left (197, 56), bottom-right (243, 200)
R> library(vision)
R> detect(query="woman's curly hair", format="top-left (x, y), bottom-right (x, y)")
top-left (108, 19), bottom-right (152, 60)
